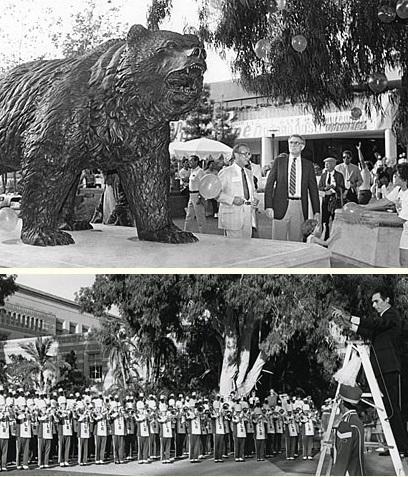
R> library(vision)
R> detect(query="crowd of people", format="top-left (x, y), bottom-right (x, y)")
top-left (175, 135), bottom-right (408, 265)
top-left (0, 386), bottom-right (331, 471)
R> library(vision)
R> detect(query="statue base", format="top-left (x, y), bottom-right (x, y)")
top-left (0, 222), bottom-right (331, 268)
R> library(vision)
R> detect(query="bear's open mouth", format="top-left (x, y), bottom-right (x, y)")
top-left (166, 63), bottom-right (205, 95)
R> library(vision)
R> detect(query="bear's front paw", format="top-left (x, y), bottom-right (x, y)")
top-left (138, 224), bottom-right (199, 244)
top-left (21, 227), bottom-right (75, 246)
top-left (165, 230), bottom-right (199, 244)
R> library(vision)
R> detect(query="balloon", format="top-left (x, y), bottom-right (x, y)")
top-left (291, 35), bottom-right (308, 53)
top-left (378, 4), bottom-right (396, 22)
top-left (367, 72), bottom-right (388, 93)
top-left (0, 207), bottom-right (18, 231)
top-left (267, 0), bottom-right (278, 13)
top-left (183, 26), bottom-right (199, 36)
top-left (342, 202), bottom-right (363, 224)
top-left (396, 0), bottom-right (408, 19)
top-left (350, 107), bottom-right (362, 120)
top-left (254, 39), bottom-right (272, 61)
top-left (209, 0), bottom-right (222, 9)
top-left (199, 174), bottom-right (222, 199)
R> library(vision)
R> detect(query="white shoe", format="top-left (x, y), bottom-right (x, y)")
top-left (214, 213), bottom-right (218, 218)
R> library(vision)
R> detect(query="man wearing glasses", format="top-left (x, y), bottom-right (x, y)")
top-left (217, 143), bottom-right (258, 239)
top-left (335, 150), bottom-right (363, 203)
top-left (264, 134), bottom-right (320, 242)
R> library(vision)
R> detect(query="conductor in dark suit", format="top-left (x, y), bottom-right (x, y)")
top-left (335, 288), bottom-right (408, 458)
top-left (318, 157), bottom-right (345, 240)
top-left (264, 135), bottom-right (320, 242)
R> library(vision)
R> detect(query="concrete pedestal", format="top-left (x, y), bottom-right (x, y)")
top-left (330, 210), bottom-right (402, 267)
top-left (0, 221), bottom-right (331, 268)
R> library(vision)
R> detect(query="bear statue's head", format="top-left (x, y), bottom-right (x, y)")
top-left (126, 25), bottom-right (207, 119)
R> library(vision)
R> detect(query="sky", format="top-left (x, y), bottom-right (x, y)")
top-left (15, 273), bottom-right (97, 302)
top-left (0, 0), bottom-right (234, 83)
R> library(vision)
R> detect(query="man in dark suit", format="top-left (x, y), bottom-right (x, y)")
top-left (264, 135), bottom-right (320, 242)
top-left (318, 157), bottom-right (345, 240)
top-left (335, 288), bottom-right (408, 458)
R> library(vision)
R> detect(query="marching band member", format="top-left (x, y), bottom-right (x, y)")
top-left (37, 403), bottom-right (55, 468)
top-left (15, 405), bottom-right (33, 470)
top-left (244, 405), bottom-right (255, 458)
top-left (299, 404), bottom-right (315, 460)
top-left (272, 408), bottom-right (284, 455)
top-left (136, 402), bottom-right (150, 463)
top-left (253, 405), bottom-right (267, 461)
top-left (0, 405), bottom-right (13, 471)
top-left (186, 403), bottom-right (202, 463)
top-left (174, 402), bottom-right (187, 459)
top-left (148, 398), bottom-right (160, 460)
top-left (265, 405), bottom-right (275, 457)
top-left (232, 403), bottom-right (246, 462)
top-left (212, 401), bottom-right (227, 463)
top-left (93, 401), bottom-right (109, 464)
top-left (76, 405), bottom-right (92, 465)
top-left (284, 405), bottom-right (298, 460)
top-left (158, 403), bottom-right (174, 463)
top-left (110, 400), bottom-right (126, 464)
top-left (56, 397), bottom-right (73, 467)
top-left (124, 396), bottom-right (136, 460)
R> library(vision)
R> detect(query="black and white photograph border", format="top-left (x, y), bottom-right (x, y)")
top-left (0, 272), bottom-right (407, 476)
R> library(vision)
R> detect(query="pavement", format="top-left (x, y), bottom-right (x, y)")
top-left (2, 450), bottom-right (402, 476)
top-left (172, 214), bottom-right (358, 268)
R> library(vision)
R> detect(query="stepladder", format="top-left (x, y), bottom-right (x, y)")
top-left (316, 341), bottom-right (407, 476)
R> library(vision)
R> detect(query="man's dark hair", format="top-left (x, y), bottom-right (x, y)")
top-left (396, 163), bottom-right (408, 183)
top-left (373, 286), bottom-right (394, 305)
top-left (378, 170), bottom-right (390, 182)
top-left (342, 150), bottom-right (353, 157)
top-left (189, 154), bottom-right (200, 162)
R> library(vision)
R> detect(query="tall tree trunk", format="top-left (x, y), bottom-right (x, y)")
top-left (237, 351), bottom-right (267, 397)
top-left (219, 308), bottom-right (238, 398)
top-left (235, 315), bottom-right (255, 392)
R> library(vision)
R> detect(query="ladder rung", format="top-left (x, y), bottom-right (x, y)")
top-left (365, 442), bottom-right (394, 449)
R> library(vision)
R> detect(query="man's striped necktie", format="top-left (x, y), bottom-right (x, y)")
top-left (289, 158), bottom-right (297, 196)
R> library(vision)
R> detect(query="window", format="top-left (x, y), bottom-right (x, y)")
top-left (69, 323), bottom-right (77, 334)
top-left (89, 365), bottom-right (102, 381)
top-left (82, 325), bottom-right (89, 333)
top-left (55, 320), bottom-right (63, 335)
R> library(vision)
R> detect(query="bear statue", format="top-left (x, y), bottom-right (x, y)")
top-left (0, 24), bottom-right (206, 246)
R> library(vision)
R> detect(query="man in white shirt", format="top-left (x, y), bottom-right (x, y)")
top-left (335, 150), bottom-right (363, 203)
top-left (183, 155), bottom-right (206, 234)
top-left (318, 157), bottom-right (345, 239)
top-left (217, 143), bottom-right (258, 239)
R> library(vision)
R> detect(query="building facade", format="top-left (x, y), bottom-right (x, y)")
top-left (0, 284), bottom-right (109, 385)
top-left (207, 79), bottom-right (401, 169)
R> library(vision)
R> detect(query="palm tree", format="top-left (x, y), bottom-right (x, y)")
top-left (18, 337), bottom-right (68, 393)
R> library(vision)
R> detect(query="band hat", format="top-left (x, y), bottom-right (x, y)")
top-left (324, 157), bottom-right (337, 165)
top-left (338, 384), bottom-right (362, 404)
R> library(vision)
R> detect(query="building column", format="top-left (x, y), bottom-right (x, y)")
top-left (261, 135), bottom-right (274, 168)
top-left (385, 128), bottom-right (397, 161)
top-left (63, 321), bottom-right (70, 334)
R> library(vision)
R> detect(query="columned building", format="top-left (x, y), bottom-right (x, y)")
top-left (0, 284), bottom-right (110, 386)
top-left (208, 78), bottom-right (401, 169)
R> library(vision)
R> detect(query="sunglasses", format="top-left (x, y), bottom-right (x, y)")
top-left (238, 151), bottom-right (251, 157)
top-left (288, 141), bottom-right (303, 146)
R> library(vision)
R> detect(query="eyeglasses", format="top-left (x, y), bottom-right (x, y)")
top-left (288, 141), bottom-right (303, 146)
top-left (342, 155), bottom-right (351, 159)
top-left (238, 151), bottom-right (251, 157)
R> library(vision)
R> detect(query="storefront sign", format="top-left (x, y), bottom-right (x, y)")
top-left (234, 109), bottom-right (392, 139)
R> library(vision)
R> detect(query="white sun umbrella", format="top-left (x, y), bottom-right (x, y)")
top-left (169, 137), bottom-right (232, 160)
